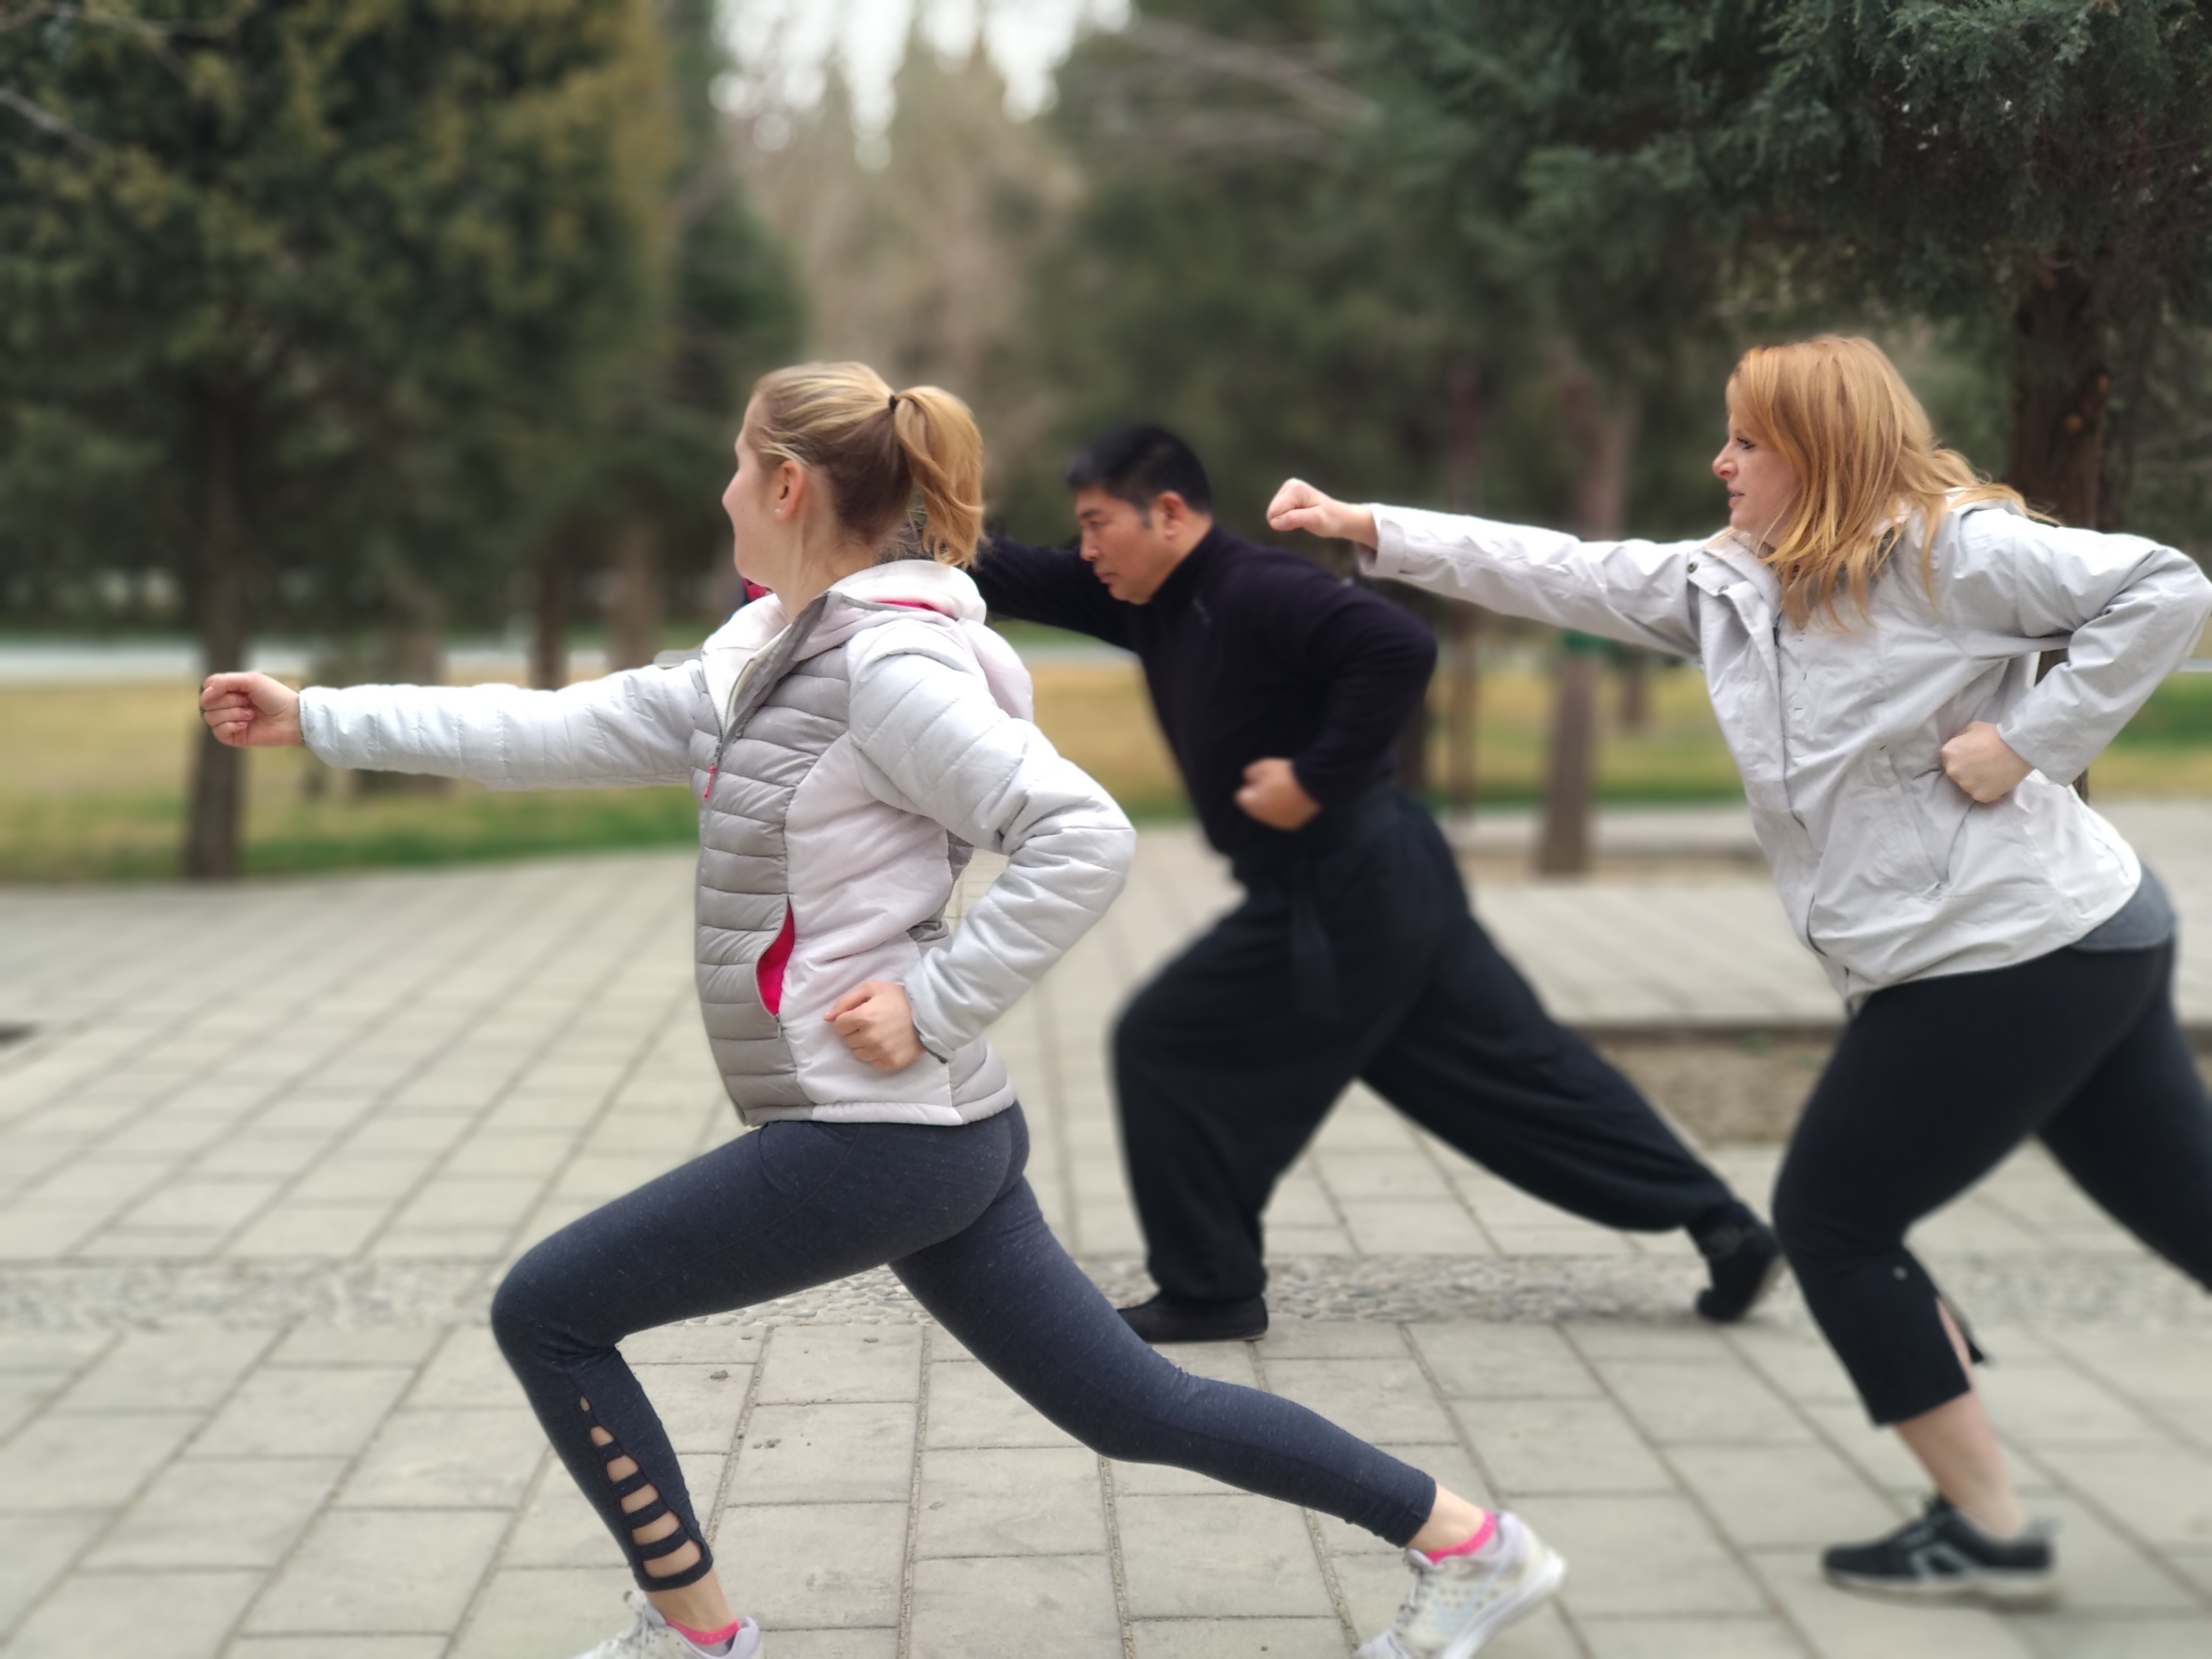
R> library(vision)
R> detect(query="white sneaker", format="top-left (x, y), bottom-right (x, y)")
top-left (1356, 1513), bottom-right (1566, 1659)
top-left (571, 1590), bottom-right (762, 1659)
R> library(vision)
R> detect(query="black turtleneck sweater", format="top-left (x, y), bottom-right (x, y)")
top-left (974, 528), bottom-right (1437, 857)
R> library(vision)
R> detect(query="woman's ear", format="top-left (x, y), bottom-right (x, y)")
top-left (774, 458), bottom-right (804, 521)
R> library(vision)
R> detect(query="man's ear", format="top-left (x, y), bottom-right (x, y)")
top-left (1152, 491), bottom-right (1189, 533)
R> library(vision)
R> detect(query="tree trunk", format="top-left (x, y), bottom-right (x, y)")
top-left (184, 393), bottom-right (248, 880)
top-left (531, 536), bottom-right (574, 691)
top-left (2006, 258), bottom-right (2112, 527)
top-left (2008, 259), bottom-right (2112, 797)
top-left (1618, 648), bottom-right (1650, 731)
top-left (608, 517), bottom-right (664, 671)
top-left (1537, 358), bottom-right (1636, 876)
top-left (1537, 642), bottom-right (1601, 876)
top-left (1443, 360), bottom-right (1486, 815)
top-left (355, 570), bottom-right (450, 797)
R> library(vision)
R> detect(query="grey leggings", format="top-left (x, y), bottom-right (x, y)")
top-left (490, 1105), bottom-right (1436, 1590)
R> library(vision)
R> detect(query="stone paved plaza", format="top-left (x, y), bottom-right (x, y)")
top-left (2, 805), bottom-right (2211, 1658)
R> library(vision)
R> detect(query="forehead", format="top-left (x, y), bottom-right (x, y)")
top-left (1072, 485), bottom-right (1138, 519)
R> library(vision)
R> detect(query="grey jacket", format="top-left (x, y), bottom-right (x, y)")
top-left (1364, 497), bottom-right (2212, 1004)
top-left (301, 561), bottom-right (1135, 1124)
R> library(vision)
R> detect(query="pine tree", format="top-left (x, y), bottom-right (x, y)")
top-left (0, 0), bottom-right (673, 874)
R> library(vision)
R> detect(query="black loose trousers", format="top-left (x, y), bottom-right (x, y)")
top-left (1114, 789), bottom-right (1736, 1302)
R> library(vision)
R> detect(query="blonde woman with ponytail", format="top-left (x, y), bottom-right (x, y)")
top-left (202, 363), bottom-right (1533, 1659)
top-left (1270, 334), bottom-right (2212, 1607)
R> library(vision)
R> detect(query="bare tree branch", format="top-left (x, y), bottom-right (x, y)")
top-left (0, 85), bottom-right (102, 151)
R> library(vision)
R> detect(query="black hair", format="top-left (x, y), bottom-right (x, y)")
top-left (1063, 424), bottom-right (1213, 515)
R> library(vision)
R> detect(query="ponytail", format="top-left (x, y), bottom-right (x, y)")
top-left (749, 363), bottom-right (985, 567)
top-left (888, 387), bottom-right (984, 565)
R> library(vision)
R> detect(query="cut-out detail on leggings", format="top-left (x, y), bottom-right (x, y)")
top-left (576, 1393), bottom-right (712, 1586)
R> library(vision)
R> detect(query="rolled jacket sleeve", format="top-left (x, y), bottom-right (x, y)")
top-left (1364, 504), bottom-right (1706, 660)
top-left (845, 632), bottom-right (1135, 1060)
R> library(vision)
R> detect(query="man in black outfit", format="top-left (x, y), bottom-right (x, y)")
top-left (976, 426), bottom-right (1780, 1343)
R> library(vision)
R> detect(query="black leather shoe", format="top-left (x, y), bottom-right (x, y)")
top-left (1117, 1292), bottom-right (1269, 1344)
top-left (1691, 1205), bottom-right (1784, 1324)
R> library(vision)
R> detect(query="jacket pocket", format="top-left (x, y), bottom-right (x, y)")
top-left (757, 903), bottom-right (796, 1016)
top-left (1882, 748), bottom-right (1966, 893)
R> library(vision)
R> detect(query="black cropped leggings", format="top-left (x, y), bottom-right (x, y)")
top-left (1773, 939), bottom-right (2212, 1426)
top-left (489, 1105), bottom-right (1436, 1591)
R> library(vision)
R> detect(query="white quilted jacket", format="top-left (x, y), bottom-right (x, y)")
top-left (300, 561), bottom-right (1135, 1125)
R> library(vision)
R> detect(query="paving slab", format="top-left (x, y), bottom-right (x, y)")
top-left (3, 810), bottom-right (2210, 1655)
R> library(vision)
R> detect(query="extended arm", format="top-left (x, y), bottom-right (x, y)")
top-left (1954, 512), bottom-right (2212, 785)
top-left (846, 634), bottom-right (1135, 1059)
top-left (1267, 479), bottom-right (1704, 658)
top-left (970, 535), bottom-right (1136, 648)
top-left (296, 665), bottom-right (704, 790)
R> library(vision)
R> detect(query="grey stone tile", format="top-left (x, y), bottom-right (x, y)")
top-left (229, 1639), bottom-right (448, 1659)
top-left (7, 1567), bottom-right (261, 1659)
top-left (1727, 1326), bottom-right (1861, 1407)
top-left (265, 1329), bottom-right (442, 1367)
top-left (1131, 1618), bottom-right (1352, 1659)
top-left (1664, 1444), bottom-right (1899, 1549)
top-left (88, 1455), bottom-right (347, 1568)
top-left (1454, 1399), bottom-right (1676, 1495)
top-left (0, 1510), bottom-right (105, 1631)
top-left (404, 1326), bottom-right (526, 1411)
top-left (445, 1565), bottom-right (634, 1659)
top-left (2007, 1620), bottom-right (2212, 1659)
top-left (630, 1363), bottom-right (755, 1453)
top-left (1514, 1495), bottom-right (1763, 1616)
top-left (196, 1366), bottom-right (414, 1458)
top-left (1258, 1321), bottom-right (1416, 1361)
top-left (1595, 1358), bottom-right (1813, 1445)
top-left (925, 1361), bottom-right (1079, 1450)
top-left (712, 1502), bottom-right (908, 1627)
top-left (754, 1326), bottom-right (922, 1404)
top-left (0, 1332), bottom-right (110, 1373)
top-left (1745, 1546), bottom-right (2037, 1658)
top-left (0, 1410), bottom-right (198, 1509)
top-left (1115, 1493), bottom-right (1334, 1618)
top-left (245, 1506), bottom-right (510, 1633)
top-left (1262, 1358), bottom-right (1460, 1444)
top-left (1410, 1325), bottom-right (1603, 1400)
top-left (1800, 1402), bottom-right (1936, 1496)
top-left (226, 1203), bottom-right (391, 1257)
top-left (755, 1632), bottom-right (899, 1659)
top-left (336, 1408), bottom-right (546, 1509)
top-left (619, 1324), bottom-right (768, 1366)
top-left (0, 1369), bottom-right (71, 1439)
top-left (727, 1402), bottom-right (914, 1505)
top-left (2031, 1444), bottom-right (2212, 1549)
top-left (908, 1554), bottom-right (1121, 1659)
top-left (1976, 1362), bottom-right (2169, 1446)
top-left (1579, 1615), bottom-right (1813, 1658)
top-left (914, 1445), bottom-right (1106, 1557)
top-left (59, 1330), bottom-right (273, 1413)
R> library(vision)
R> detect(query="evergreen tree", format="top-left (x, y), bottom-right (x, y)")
top-left (0, 0), bottom-right (673, 874)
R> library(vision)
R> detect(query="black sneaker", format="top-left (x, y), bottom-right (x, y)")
top-left (1117, 1292), bottom-right (1268, 1343)
top-left (1823, 1496), bottom-right (2056, 1604)
top-left (1690, 1205), bottom-right (1784, 1324)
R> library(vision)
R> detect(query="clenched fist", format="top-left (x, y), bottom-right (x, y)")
top-left (1236, 757), bottom-right (1321, 831)
top-left (1265, 479), bottom-right (1377, 549)
top-left (827, 980), bottom-right (925, 1071)
top-left (1940, 721), bottom-right (2033, 804)
top-left (201, 672), bottom-right (304, 748)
